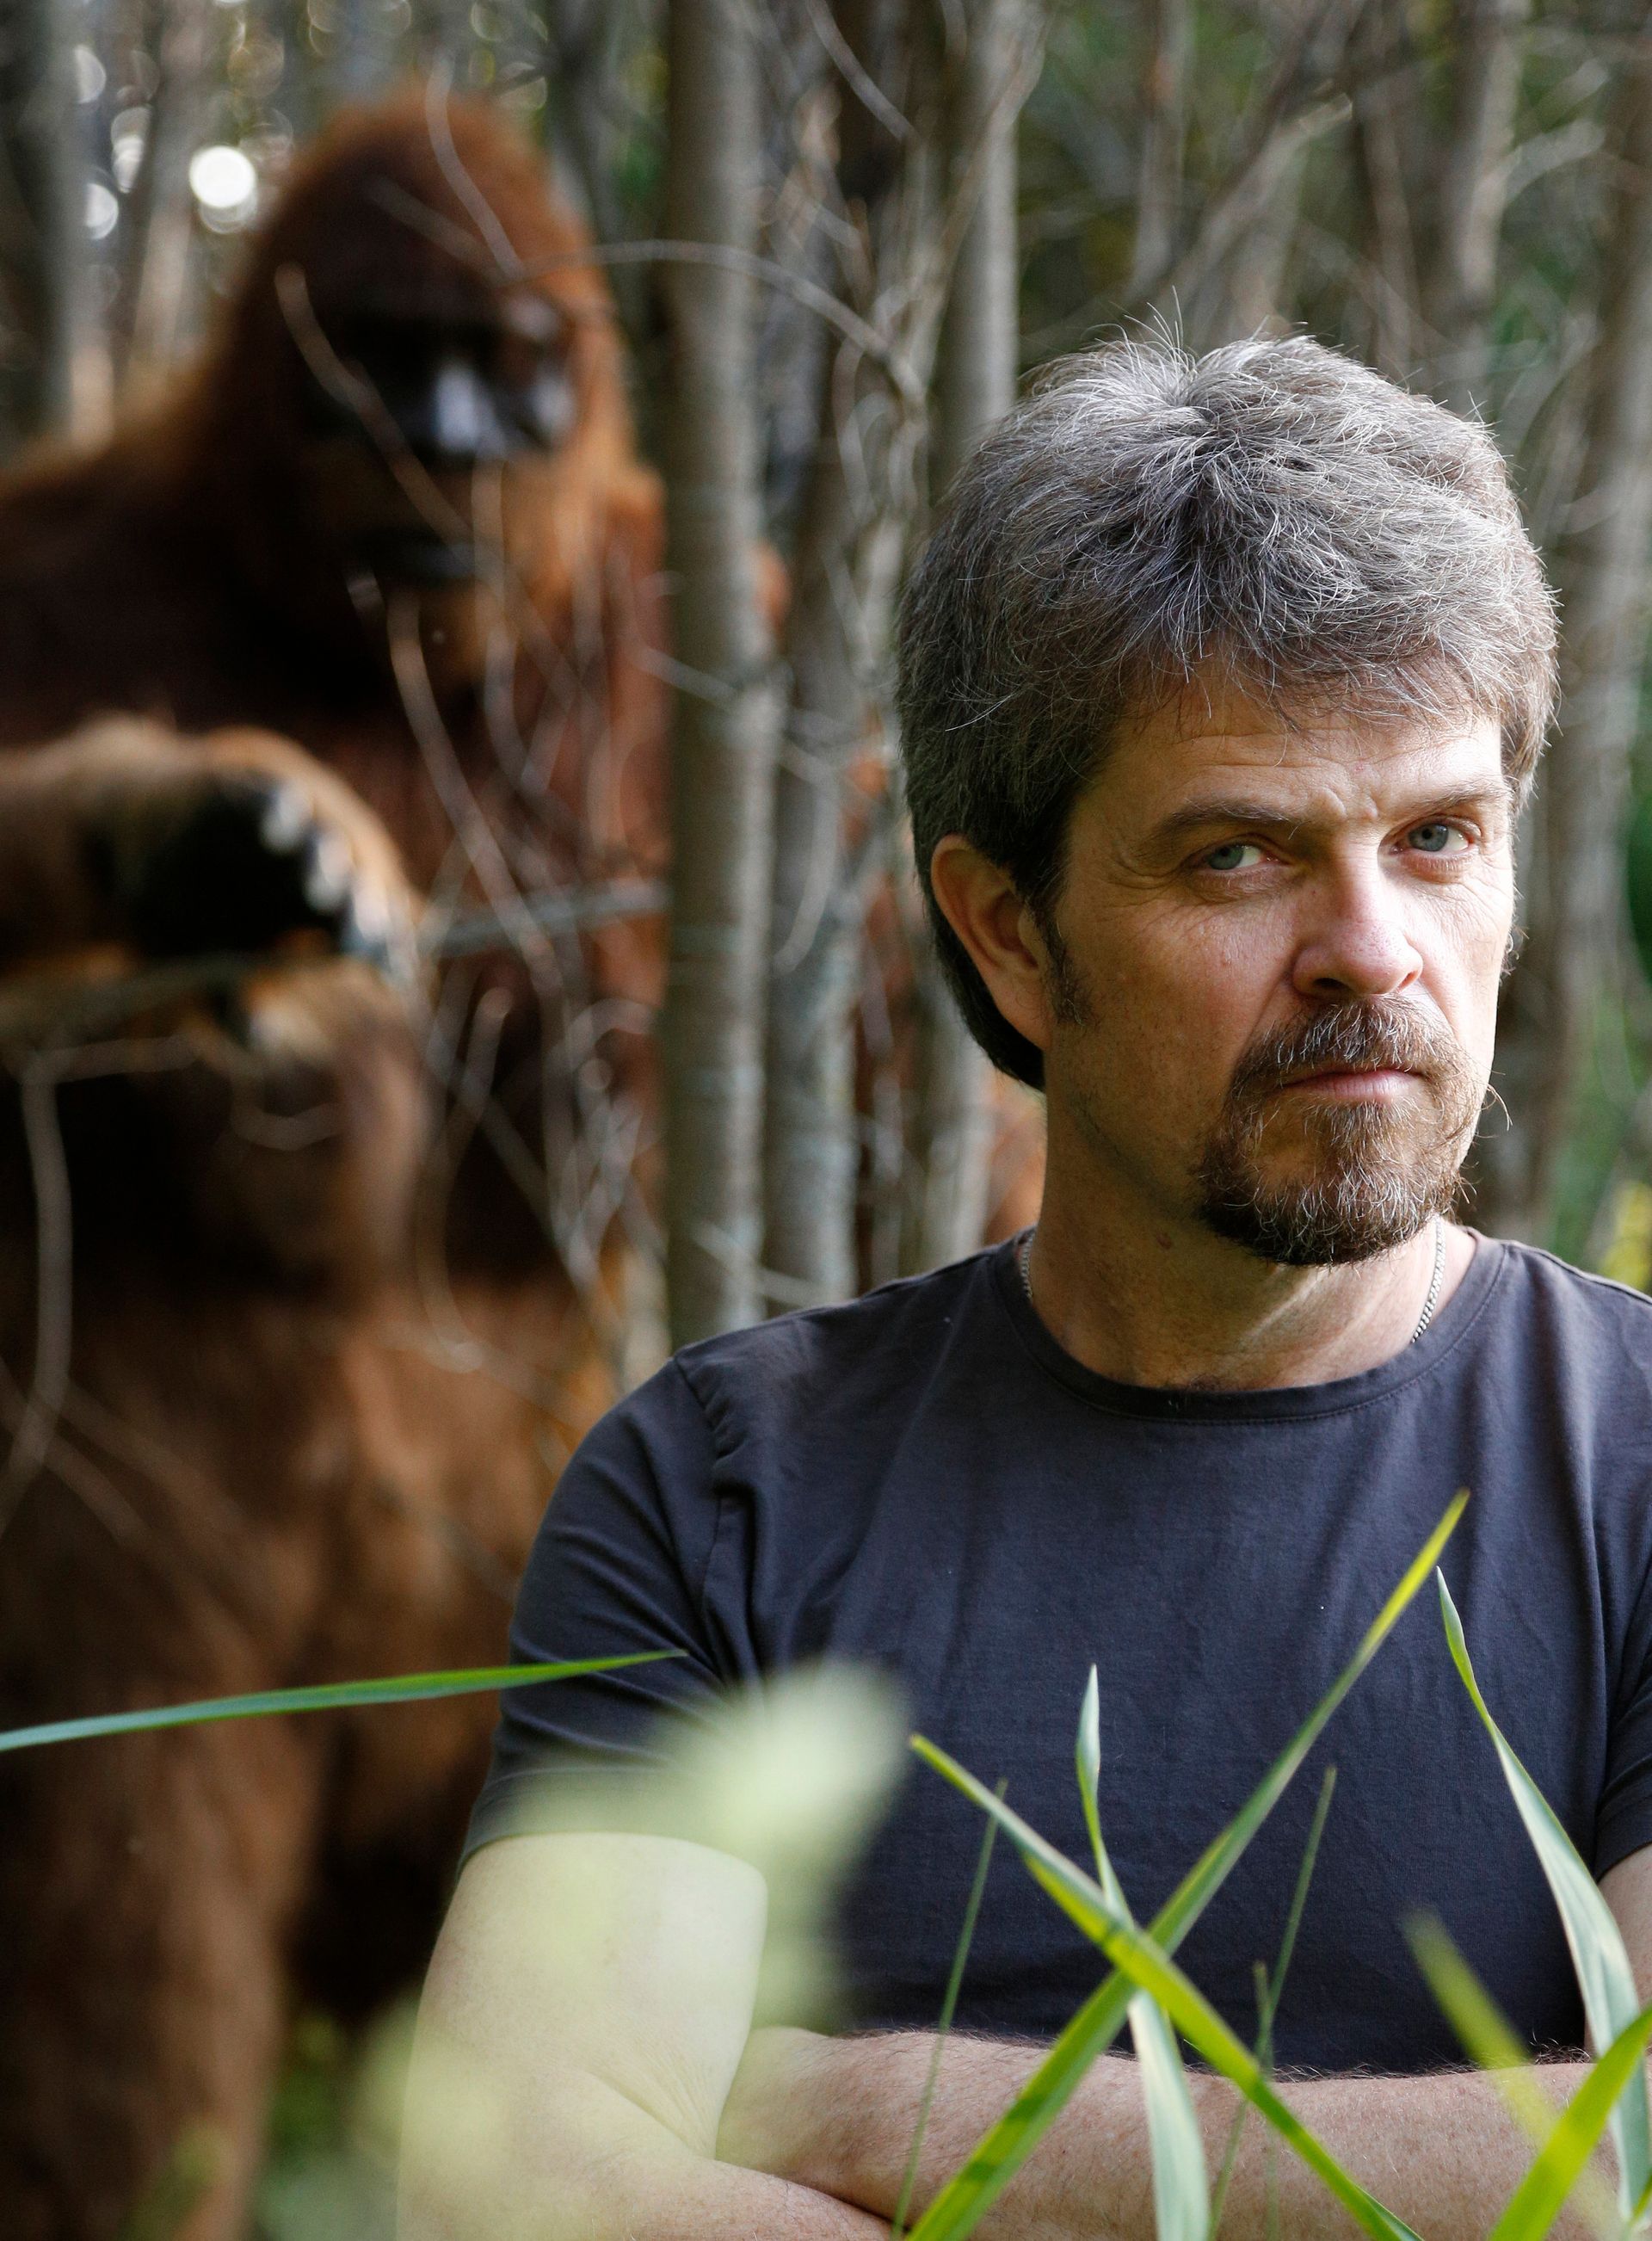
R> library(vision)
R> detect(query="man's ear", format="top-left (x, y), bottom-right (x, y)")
top-left (928, 836), bottom-right (1056, 1056)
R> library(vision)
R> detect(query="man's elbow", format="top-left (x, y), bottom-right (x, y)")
top-left (398, 2042), bottom-right (704, 2241)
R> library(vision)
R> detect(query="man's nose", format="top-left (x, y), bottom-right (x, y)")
top-left (1291, 864), bottom-right (1424, 1001)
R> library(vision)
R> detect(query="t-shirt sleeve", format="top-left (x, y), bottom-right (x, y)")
top-left (1596, 1544), bottom-right (1652, 1877)
top-left (460, 1355), bottom-right (732, 1864)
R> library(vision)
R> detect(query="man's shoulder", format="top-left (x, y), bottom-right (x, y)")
top-left (1474, 1235), bottom-right (1652, 1393)
top-left (557, 1244), bottom-right (1015, 1540)
top-left (663, 1242), bottom-right (1008, 1442)
top-left (1489, 1234), bottom-right (1652, 1332)
top-left (672, 1245), bottom-right (1004, 1380)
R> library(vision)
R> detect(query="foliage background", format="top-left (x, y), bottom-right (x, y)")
top-left (6, 0), bottom-right (1652, 2225)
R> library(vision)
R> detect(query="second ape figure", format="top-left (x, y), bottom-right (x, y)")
top-left (0, 95), bottom-right (667, 2238)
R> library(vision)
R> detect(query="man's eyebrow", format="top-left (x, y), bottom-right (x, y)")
top-left (1148, 782), bottom-right (1513, 847)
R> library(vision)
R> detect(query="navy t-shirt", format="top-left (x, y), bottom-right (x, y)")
top-left (465, 1234), bottom-right (1652, 2073)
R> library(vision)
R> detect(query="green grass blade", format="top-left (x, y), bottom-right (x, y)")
top-left (916, 1748), bottom-right (1421, 2241)
top-left (1485, 1998), bottom-right (1652, 2241)
top-left (1406, 1917), bottom-right (1617, 2240)
top-left (1211, 1765), bottom-right (1338, 2238)
top-left (1078, 1667), bottom-right (1108, 1889)
top-left (0, 1654), bottom-right (675, 1753)
top-left (891, 1787), bottom-right (1003, 2241)
top-left (1631, 2164), bottom-right (1652, 2229)
top-left (1134, 1995), bottom-right (1211, 2241)
top-left (903, 1972), bottom-right (1148, 2241)
top-left (904, 1497), bottom-right (1464, 2241)
top-left (1258, 1764), bottom-right (1337, 2062)
top-left (1017, 1849), bottom-right (1421, 2241)
top-left (1438, 1574), bottom-right (1651, 2219)
top-left (1076, 1668), bottom-right (1209, 2241)
top-left (1151, 1494), bottom-right (1464, 1954)
top-left (1407, 1916), bottom-right (1555, 2124)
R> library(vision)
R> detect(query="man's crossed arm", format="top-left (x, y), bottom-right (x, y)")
top-left (397, 1831), bottom-right (885, 2239)
top-left (718, 2023), bottom-right (1590, 2240)
top-left (398, 1833), bottom-right (1652, 2241)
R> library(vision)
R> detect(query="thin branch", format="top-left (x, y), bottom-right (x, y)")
top-left (422, 59), bottom-right (528, 280)
top-left (800, 0), bottom-right (916, 142)
top-left (0, 1037), bottom-right (201, 1538)
top-left (367, 176), bottom-right (927, 404)
top-left (0, 880), bottom-right (666, 1049)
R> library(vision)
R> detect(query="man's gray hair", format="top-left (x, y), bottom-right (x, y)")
top-left (897, 333), bottom-right (1558, 1089)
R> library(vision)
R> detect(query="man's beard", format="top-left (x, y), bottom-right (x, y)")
top-left (1193, 1001), bottom-right (1482, 1266)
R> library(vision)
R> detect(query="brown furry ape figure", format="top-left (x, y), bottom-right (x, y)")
top-left (0, 96), bottom-right (666, 2239)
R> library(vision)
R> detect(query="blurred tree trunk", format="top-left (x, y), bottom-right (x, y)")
top-left (902, 0), bottom-right (1026, 1275)
top-left (1484, 45), bottom-right (1652, 1239)
top-left (761, 362), bottom-right (870, 1306)
top-left (762, 0), bottom-right (939, 1307)
top-left (1129, 0), bottom-right (1359, 327)
top-left (1349, 0), bottom-right (1419, 380)
top-left (1130, 0), bottom-right (1189, 295)
top-left (1184, 0), bottom-right (1334, 340)
top-left (120, 0), bottom-right (213, 396)
top-left (761, 0), bottom-right (1040, 1305)
top-left (661, 0), bottom-right (780, 1342)
top-left (0, 0), bottom-right (106, 447)
top-left (1421, 0), bottom-right (1531, 412)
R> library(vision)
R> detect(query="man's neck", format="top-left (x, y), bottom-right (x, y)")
top-left (1023, 1156), bottom-right (1473, 1391)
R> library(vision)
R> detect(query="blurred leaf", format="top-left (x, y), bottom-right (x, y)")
top-left (0, 1655), bottom-right (674, 1754)
top-left (1439, 1574), bottom-right (1652, 2220)
top-left (1486, 1998), bottom-right (1652, 2241)
top-left (1078, 1666), bottom-right (1209, 2241)
top-left (1406, 1917), bottom-right (1616, 2240)
top-left (119, 2122), bottom-right (228, 2241)
top-left (904, 1495), bottom-right (1464, 2241)
top-left (1408, 1914), bottom-right (1555, 2101)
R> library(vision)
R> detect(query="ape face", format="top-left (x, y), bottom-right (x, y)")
top-left (300, 282), bottom-right (582, 587)
top-left (199, 98), bottom-right (632, 640)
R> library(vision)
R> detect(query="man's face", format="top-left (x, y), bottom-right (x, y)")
top-left (1036, 686), bottom-right (1515, 1263)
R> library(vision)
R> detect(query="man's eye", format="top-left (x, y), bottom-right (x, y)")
top-left (1201, 841), bottom-right (1264, 873)
top-left (1408, 823), bottom-right (1470, 856)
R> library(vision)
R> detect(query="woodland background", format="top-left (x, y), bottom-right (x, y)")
top-left (4, 0), bottom-right (1652, 2226)
top-left (9, 0), bottom-right (1652, 1333)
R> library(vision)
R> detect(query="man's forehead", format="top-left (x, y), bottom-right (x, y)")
top-left (1102, 682), bottom-right (1508, 822)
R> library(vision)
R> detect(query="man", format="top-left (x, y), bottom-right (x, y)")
top-left (399, 336), bottom-right (1652, 2238)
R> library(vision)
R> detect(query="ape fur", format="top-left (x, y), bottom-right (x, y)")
top-left (0, 97), bottom-right (665, 2239)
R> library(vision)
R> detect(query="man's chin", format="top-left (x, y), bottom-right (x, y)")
top-left (1194, 1158), bottom-right (1456, 1266)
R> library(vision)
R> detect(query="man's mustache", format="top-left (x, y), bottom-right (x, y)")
top-left (1226, 1002), bottom-right (1471, 1107)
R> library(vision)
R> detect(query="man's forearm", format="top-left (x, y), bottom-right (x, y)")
top-left (537, 2145), bottom-right (894, 2241)
top-left (400, 2058), bottom-right (891, 2240)
top-left (720, 2028), bottom-right (1597, 2241)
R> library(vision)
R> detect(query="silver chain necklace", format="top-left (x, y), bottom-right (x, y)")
top-left (1018, 1213), bottom-right (1447, 1348)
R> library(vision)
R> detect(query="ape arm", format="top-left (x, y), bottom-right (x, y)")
top-left (0, 725), bottom-right (186, 970)
top-left (0, 718), bottom-right (427, 1285)
top-left (398, 1832), bottom-right (889, 2241)
top-left (0, 719), bottom-right (414, 982)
